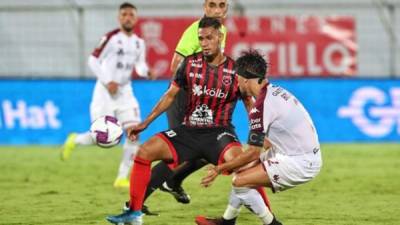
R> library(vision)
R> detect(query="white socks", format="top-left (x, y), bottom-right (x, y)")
top-left (75, 132), bottom-right (94, 145)
top-left (116, 139), bottom-right (139, 179)
top-left (224, 187), bottom-right (274, 225)
top-left (223, 188), bottom-right (242, 219)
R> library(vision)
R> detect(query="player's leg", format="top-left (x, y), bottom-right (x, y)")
top-left (198, 128), bottom-right (273, 225)
top-left (113, 137), bottom-right (139, 187)
top-left (162, 158), bottom-right (207, 194)
top-left (106, 135), bottom-right (175, 224)
top-left (196, 129), bottom-right (244, 225)
top-left (231, 164), bottom-right (279, 225)
top-left (161, 89), bottom-right (194, 202)
top-left (61, 98), bottom-right (109, 160)
top-left (196, 162), bottom-right (278, 225)
top-left (113, 105), bottom-right (141, 188)
top-left (224, 147), bottom-right (276, 225)
top-left (146, 161), bottom-right (191, 205)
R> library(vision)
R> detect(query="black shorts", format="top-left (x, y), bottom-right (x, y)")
top-left (166, 89), bottom-right (187, 129)
top-left (156, 125), bottom-right (241, 169)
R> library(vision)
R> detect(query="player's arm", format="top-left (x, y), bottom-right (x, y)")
top-left (89, 35), bottom-right (118, 94)
top-left (221, 130), bottom-right (266, 173)
top-left (128, 59), bottom-right (188, 140)
top-left (170, 53), bottom-right (184, 75)
top-left (128, 84), bottom-right (180, 141)
top-left (201, 132), bottom-right (265, 187)
top-left (135, 40), bottom-right (156, 80)
top-left (88, 55), bottom-right (112, 85)
top-left (170, 21), bottom-right (198, 75)
top-left (202, 94), bottom-right (269, 187)
top-left (142, 84), bottom-right (180, 127)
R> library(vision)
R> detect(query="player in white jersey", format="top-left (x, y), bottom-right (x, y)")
top-left (61, 2), bottom-right (156, 188)
top-left (196, 50), bottom-right (322, 225)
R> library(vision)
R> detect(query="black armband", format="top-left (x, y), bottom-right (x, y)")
top-left (247, 131), bottom-right (265, 147)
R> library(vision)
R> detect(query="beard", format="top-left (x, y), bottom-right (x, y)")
top-left (122, 24), bottom-right (133, 33)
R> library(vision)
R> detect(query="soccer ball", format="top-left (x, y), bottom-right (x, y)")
top-left (90, 115), bottom-right (123, 148)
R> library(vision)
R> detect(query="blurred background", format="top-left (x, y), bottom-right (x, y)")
top-left (0, 0), bottom-right (399, 144)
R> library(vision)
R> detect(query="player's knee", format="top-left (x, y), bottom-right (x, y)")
top-left (136, 144), bottom-right (153, 161)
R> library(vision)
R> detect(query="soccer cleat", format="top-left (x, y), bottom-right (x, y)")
top-left (123, 202), bottom-right (159, 216)
top-left (195, 215), bottom-right (282, 225)
top-left (106, 210), bottom-right (143, 225)
top-left (142, 205), bottom-right (159, 216)
top-left (270, 216), bottom-right (283, 225)
top-left (195, 216), bottom-right (224, 225)
top-left (113, 178), bottom-right (130, 188)
top-left (159, 182), bottom-right (191, 204)
top-left (61, 133), bottom-right (77, 161)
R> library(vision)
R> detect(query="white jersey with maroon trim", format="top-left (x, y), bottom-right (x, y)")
top-left (249, 83), bottom-right (320, 156)
top-left (89, 28), bottom-right (149, 86)
top-left (87, 28), bottom-right (148, 126)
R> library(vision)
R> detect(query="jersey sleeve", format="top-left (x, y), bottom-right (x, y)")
top-left (88, 33), bottom-right (114, 85)
top-left (247, 92), bottom-right (267, 146)
top-left (88, 55), bottom-right (112, 85)
top-left (249, 95), bottom-right (265, 134)
top-left (262, 93), bottom-right (278, 135)
top-left (175, 21), bottom-right (200, 57)
top-left (91, 35), bottom-right (113, 61)
top-left (135, 39), bottom-right (150, 77)
top-left (172, 58), bottom-right (188, 89)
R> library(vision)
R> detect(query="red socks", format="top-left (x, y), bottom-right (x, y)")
top-left (129, 156), bottom-right (152, 211)
top-left (256, 187), bottom-right (272, 211)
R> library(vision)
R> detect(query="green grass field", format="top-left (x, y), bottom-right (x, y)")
top-left (1, 144), bottom-right (399, 225)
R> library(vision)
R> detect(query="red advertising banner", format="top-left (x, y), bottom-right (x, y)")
top-left (135, 16), bottom-right (356, 78)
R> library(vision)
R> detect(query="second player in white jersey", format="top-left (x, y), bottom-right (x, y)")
top-left (89, 28), bottom-right (149, 126)
top-left (250, 83), bottom-right (322, 192)
top-left (197, 50), bottom-right (322, 225)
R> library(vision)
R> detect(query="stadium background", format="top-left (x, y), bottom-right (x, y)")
top-left (0, 1), bottom-right (399, 225)
top-left (1, 0), bottom-right (399, 144)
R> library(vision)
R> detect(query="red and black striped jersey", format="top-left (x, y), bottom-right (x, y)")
top-left (172, 52), bottom-right (242, 128)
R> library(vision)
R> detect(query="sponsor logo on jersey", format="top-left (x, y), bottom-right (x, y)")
top-left (222, 75), bottom-right (232, 85)
top-left (249, 107), bottom-right (259, 114)
top-left (190, 58), bottom-right (203, 68)
top-left (189, 104), bottom-right (213, 125)
top-left (223, 68), bottom-right (236, 74)
top-left (338, 87), bottom-right (400, 138)
top-left (192, 84), bottom-right (228, 99)
top-left (191, 63), bottom-right (203, 68)
top-left (250, 117), bottom-right (262, 130)
top-left (189, 72), bottom-right (202, 79)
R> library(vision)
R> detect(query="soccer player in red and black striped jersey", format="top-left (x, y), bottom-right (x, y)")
top-left (106, 17), bottom-right (254, 225)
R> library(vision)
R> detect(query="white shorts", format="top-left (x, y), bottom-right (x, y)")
top-left (90, 82), bottom-right (141, 130)
top-left (260, 149), bottom-right (322, 193)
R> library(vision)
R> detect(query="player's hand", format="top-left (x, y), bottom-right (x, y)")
top-left (201, 165), bottom-right (220, 188)
top-left (107, 81), bottom-right (119, 95)
top-left (127, 122), bottom-right (148, 141)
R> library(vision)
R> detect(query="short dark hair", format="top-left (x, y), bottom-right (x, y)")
top-left (235, 50), bottom-right (268, 80)
top-left (120, 2), bottom-right (137, 10)
top-left (199, 17), bottom-right (221, 30)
